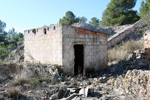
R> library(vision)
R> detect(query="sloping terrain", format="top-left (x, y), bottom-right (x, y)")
top-left (0, 21), bottom-right (150, 99)
top-left (108, 17), bottom-right (150, 48)
top-left (4, 42), bottom-right (24, 64)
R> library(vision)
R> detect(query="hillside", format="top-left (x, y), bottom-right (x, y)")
top-left (0, 20), bottom-right (150, 100)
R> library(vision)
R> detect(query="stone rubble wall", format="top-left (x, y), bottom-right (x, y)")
top-left (108, 19), bottom-right (145, 48)
top-left (62, 25), bottom-right (108, 74)
top-left (24, 24), bottom-right (63, 65)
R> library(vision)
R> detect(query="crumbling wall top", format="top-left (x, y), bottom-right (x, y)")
top-left (24, 24), bottom-right (62, 34)
top-left (72, 23), bottom-right (113, 35)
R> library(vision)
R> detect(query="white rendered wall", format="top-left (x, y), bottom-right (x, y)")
top-left (24, 25), bottom-right (63, 65)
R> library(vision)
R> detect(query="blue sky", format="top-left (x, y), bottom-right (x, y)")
top-left (0, 0), bottom-right (143, 33)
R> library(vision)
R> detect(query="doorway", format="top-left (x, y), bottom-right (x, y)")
top-left (74, 45), bottom-right (84, 75)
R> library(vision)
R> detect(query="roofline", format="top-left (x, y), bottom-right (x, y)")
top-left (71, 26), bottom-right (108, 35)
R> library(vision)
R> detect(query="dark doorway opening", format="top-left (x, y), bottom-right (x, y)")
top-left (74, 45), bottom-right (84, 75)
top-left (44, 28), bottom-right (47, 34)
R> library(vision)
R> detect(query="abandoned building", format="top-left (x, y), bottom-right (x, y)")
top-left (24, 23), bottom-right (108, 75)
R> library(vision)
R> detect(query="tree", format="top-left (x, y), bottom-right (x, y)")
top-left (79, 17), bottom-right (87, 23)
top-left (0, 20), bottom-right (6, 33)
top-left (5, 28), bottom-right (24, 46)
top-left (100, 0), bottom-right (140, 26)
top-left (11, 32), bottom-right (24, 44)
top-left (6, 28), bottom-right (17, 43)
top-left (0, 20), bottom-right (7, 44)
top-left (0, 42), bottom-right (10, 59)
top-left (0, 32), bottom-right (7, 43)
top-left (89, 17), bottom-right (99, 26)
top-left (140, 0), bottom-right (150, 17)
top-left (59, 11), bottom-right (79, 25)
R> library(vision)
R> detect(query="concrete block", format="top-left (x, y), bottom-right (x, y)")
top-left (24, 24), bottom-right (108, 75)
top-left (85, 35), bottom-right (89, 38)
top-left (79, 35), bottom-right (85, 38)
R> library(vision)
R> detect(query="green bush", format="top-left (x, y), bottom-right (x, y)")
top-left (0, 42), bottom-right (10, 59)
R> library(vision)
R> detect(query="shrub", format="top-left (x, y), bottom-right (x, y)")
top-left (123, 40), bottom-right (144, 52)
top-left (108, 39), bottom-right (144, 61)
top-left (14, 68), bottom-right (33, 85)
top-left (0, 42), bottom-right (10, 58)
top-left (7, 87), bottom-right (19, 99)
top-left (108, 48), bottom-right (128, 61)
top-left (0, 59), bottom-right (3, 64)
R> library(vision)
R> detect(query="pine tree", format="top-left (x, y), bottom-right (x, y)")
top-left (100, 0), bottom-right (140, 26)
top-left (79, 17), bottom-right (87, 23)
top-left (59, 11), bottom-right (79, 25)
top-left (0, 20), bottom-right (6, 33)
top-left (140, 0), bottom-right (150, 17)
top-left (89, 17), bottom-right (99, 26)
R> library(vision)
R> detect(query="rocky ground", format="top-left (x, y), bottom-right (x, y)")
top-left (0, 42), bottom-right (150, 100)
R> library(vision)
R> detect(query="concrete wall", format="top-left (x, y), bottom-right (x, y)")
top-left (24, 24), bottom-right (108, 75)
top-left (62, 25), bottom-right (108, 74)
top-left (24, 24), bottom-right (63, 65)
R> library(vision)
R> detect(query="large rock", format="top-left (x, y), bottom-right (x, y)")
top-left (114, 69), bottom-right (150, 99)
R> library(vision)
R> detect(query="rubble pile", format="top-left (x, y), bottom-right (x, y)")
top-left (108, 69), bottom-right (150, 99)
top-left (1, 55), bottom-right (150, 100)
top-left (1, 30), bottom-right (150, 99)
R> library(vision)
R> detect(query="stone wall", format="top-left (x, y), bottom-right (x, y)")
top-left (24, 24), bottom-right (63, 65)
top-left (62, 25), bottom-right (108, 74)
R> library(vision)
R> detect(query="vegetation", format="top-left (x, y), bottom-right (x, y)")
top-left (0, 20), bottom-right (6, 33)
top-left (7, 87), bottom-right (19, 99)
top-left (0, 42), bottom-right (10, 59)
top-left (5, 28), bottom-right (24, 46)
top-left (13, 69), bottom-right (32, 86)
top-left (79, 16), bottom-right (87, 23)
top-left (108, 40), bottom-right (144, 61)
top-left (59, 11), bottom-right (80, 25)
top-left (100, 0), bottom-right (140, 26)
top-left (0, 20), bottom-right (24, 46)
top-left (140, 0), bottom-right (150, 17)
top-left (59, 11), bottom-right (89, 25)
top-left (0, 20), bottom-right (24, 63)
top-left (89, 17), bottom-right (100, 26)
top-left (60, 0), bottom-right (150, 26)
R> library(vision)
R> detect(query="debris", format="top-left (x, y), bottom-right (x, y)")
top-left (79, 87), bottom-right (89, 97)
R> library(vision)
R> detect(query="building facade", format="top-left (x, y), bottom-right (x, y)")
top-left (24, 24), bottom-right (108, 75)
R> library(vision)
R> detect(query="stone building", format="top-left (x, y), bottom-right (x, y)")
top-left (24, 23), bottom-right (108, 75)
